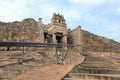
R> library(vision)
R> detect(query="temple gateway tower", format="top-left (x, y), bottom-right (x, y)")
top-left (39, 13), bottom-right (82, 51)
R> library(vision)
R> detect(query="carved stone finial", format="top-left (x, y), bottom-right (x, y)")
top-left (78, 25), bottom-right (81, 28)
top-left (51, 13), bottom-right (66, 26)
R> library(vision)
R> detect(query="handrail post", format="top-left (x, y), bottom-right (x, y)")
top-left (19, 46), bottom-right (25, 64)
top-left (69, 46), bottom-right (72, 63)
top-left (55, 46), bottom-right (58, 64)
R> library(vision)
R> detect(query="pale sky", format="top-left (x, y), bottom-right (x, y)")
top-left (0, 0), bottom-right (120, 42)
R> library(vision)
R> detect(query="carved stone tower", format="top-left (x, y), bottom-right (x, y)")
top-left (48, 13), bottom-right (67, 44)
top-left (51, 13), bottom-right (66, 27)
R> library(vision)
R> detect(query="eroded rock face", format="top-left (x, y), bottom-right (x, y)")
top-left (0, 19), bottom-right (40, 42)
top-left (0, 18), bottom-right (41, 50)
top-left (82, 30), bottom-right (120, 52)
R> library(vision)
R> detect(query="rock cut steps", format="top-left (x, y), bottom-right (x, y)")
top-left (62, 53), bottom-right (120, 80)
top-left (79, 56), bottom-right (116, 69)
top-left (0, 59), bottom-right (43, 80)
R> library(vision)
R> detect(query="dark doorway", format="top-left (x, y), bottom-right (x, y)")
top-left (44, 32), bottom-right (52, 43)
top-left (44, 32), bottom-right (48, 43)
top-left (56, 36), bottom-right (62, 43)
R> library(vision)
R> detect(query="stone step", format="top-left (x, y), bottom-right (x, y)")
top-left (0, 73), bottom-right (17, 79)
top-left (63, 78), bottom-right (98, 80)
top-left (3, 68), bottom-right (29, 73)
top-left (0, 58), bottom-right (34, 67)
top-left (4, 61), bottom-right (42, 69)
top-left (79, 63), bottom-right (114, 67)
top-left (0, 75), bottom-right (16, 80)
top-left (83, 61), bottom-right (108, 64)
top-left (79, 66), bottom-right (115, 70)
top-left (80, 63), bottom-right (109, 66)
top-left (77, 67), bottom-right (120, 74)
top-left (79, 65), bottom-right (116, 69)
top-left (68, 73), bottom-right (120, 80)
top-left (0, 69), bottom-right (21, 77)
top-left (85, 57), bottom-right (104, 61)
top-left (0, 59), bottom-right (43, 80)
top-left (3, 66), bottom-right (33, 73)
top-left (82, 61), bottom-right (111, 64)
top-left (77, 67), bottom-right (119, 70)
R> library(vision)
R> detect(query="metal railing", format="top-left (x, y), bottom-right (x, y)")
top-left (0, 41), bottom-right (82, 64)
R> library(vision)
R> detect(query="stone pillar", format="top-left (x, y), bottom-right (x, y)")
top-left (52, 33), bottom-right (56, 51)
top-left (52, 33), bottom-right (56, 43)
top-left (63, 34), bottom-right (67, 50)
top-left (63, 35), bottom-right (67, 44)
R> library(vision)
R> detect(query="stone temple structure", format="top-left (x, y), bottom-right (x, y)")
top-left (0, 13), bottom-right (82, 50)
top-left (39, 13), bottom-right (81, 44)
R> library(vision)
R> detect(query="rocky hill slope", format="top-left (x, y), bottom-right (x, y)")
top-left (82, 30), bottom-right (120, 52)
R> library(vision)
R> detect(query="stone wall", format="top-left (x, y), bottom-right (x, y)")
top-left (70, 26), bottom-right (82, 52)
top-left (0, 19), bottom-right (41, 42)
top-left (0, 18), bottom-right (42, 50)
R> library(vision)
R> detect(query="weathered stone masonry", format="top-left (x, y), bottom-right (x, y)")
top-left (0, 13), bottom-right (82, 51)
